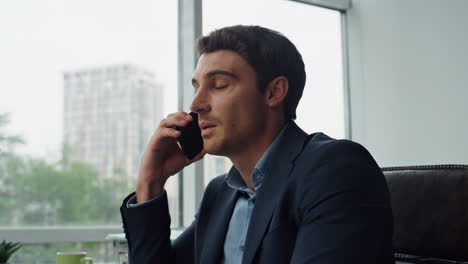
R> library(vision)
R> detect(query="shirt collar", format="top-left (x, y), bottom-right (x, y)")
top-left (225, 121), bottom-right (292, 196)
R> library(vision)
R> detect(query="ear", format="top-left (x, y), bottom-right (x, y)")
top-left (264, 76), bottom-right (289, 108)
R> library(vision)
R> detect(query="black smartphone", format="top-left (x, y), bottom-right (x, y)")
top-left (174, 112), bottom-right (204, 160)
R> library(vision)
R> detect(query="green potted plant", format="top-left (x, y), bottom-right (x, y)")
top-left (0, 240), bottom-right (22, 264)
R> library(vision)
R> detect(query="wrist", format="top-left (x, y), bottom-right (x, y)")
top-left (136, 178), bottom-right (165, 204)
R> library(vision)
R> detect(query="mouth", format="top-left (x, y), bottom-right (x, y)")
top-left (200, 122), bottom-right (216, 136)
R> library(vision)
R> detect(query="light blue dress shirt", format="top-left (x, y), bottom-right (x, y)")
top-left (127, 122), bottom-right (290, 263)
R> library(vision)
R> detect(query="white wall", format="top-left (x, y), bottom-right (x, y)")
top-left (346, 0), bottom-right (468, 167)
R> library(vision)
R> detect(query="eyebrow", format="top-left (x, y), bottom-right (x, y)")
top-left (192, 70), bottom-right (239, 87)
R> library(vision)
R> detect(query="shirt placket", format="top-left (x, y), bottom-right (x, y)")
top-left (239, 194), bottom-right (255, 252)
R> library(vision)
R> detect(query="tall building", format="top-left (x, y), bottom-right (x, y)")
top-left (63, 64), bottom-right (163, 182)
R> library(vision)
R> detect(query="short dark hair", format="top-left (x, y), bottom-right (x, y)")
top-left (196, 25), bottom-right (306, 120)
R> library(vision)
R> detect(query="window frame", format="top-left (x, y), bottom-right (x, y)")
top-left (0, 226), bottom-right (122, 243)
top-left (289, 0), bottom-right (351, 11)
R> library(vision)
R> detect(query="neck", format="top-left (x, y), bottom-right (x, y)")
top-left (228, 120), bottom-right (285, 191)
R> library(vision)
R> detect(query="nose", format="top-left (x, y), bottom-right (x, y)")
top-left (190, 88), bottom-right (211, 114)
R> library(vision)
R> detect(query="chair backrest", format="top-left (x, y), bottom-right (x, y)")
top-left (382, 165), bottom-right (468, 263)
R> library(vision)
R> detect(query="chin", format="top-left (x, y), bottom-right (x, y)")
top-left (203, 138), bottom-right (226, 156)
top-left (204, 144), bottom-right (222, 156)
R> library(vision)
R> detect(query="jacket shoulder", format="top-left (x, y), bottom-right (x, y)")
top-left (294, 133), bottom-right (388, 203)
top-left (304, 132), bottom-right (372, 162)
top-left (294, 132), bottom-right (384, 192)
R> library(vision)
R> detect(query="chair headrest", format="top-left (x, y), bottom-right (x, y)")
top-left (382, 165), bottom-right (468, 261)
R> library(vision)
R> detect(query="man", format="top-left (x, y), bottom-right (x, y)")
top-left (120, 25), bottom-right (394, 264)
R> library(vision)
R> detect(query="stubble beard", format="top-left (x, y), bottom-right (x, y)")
top-left (202, 131), bottom-right (235, 157)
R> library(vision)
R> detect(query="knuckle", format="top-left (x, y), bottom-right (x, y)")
top-left (167, 112), bottom-right (183, 118)
top-left (159, 118), bottom-right (168, 125)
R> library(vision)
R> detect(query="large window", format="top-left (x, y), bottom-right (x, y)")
top-left (0, 0), bottom-right (178, 263)
top-left (1, 0), bottom-right (346, 262)
top-left (202, 0), bottom-right (346, 184)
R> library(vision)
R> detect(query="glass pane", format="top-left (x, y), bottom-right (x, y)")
top-left (201, 0), bottom-right (345, 184)
top-left (203, 155), bottom-right (232, 184)
top-left (0, 0), bottom-right (179, 228)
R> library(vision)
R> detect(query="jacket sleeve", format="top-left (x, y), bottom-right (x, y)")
top-left (290, 140), bottom-right (394, 264)
top-left (120, 191), bottom-right (196, 264)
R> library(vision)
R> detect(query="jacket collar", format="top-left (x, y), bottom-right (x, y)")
top-left (242, 121), bottom-right (308, 264)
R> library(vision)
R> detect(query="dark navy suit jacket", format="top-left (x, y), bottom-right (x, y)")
top-left (120, 122), bottom-right (394, 263)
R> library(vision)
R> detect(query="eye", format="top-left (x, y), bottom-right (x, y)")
top-left (214, 84), bottom-right (228, 89)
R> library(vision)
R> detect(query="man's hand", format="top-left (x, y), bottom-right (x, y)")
top-left (136, 112), bottom-right (205, 203)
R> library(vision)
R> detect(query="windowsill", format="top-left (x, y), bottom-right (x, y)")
top-left (106, 228), bottom-right (185, 242)
top-left (0, 225), bottom-right (123, 243)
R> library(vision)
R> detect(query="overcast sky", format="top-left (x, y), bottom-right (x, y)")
top-left (0, 0), bottom-right (343, 159)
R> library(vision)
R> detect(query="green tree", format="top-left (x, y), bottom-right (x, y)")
top-left (1, 112), bottom-right (133, 226)
top-left (0, 112), bottom-right (25, 153)
top-left (0, 113), bottom-right (25, 225)
top-left (12, 154), bottom-right (132, 225)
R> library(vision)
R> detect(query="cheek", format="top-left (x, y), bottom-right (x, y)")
top-left (214, 88), bottom-right (265, 129)
top-left (215, 93), bottom-right (242, 117)
top-left (229, 99), bottom-right (264, 133)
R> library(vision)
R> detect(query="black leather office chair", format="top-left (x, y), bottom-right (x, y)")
top-left (382, 165), bottom-right (468, 264)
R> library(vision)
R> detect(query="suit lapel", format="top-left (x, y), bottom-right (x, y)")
top-left (198, 183), bottom-right (239, 264)
top-left (242, 122), bottom-right (308, 264)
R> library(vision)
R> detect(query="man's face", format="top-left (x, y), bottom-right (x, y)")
top-left (190, 50), bottom-right (268, 156)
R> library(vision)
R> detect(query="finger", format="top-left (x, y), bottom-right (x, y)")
top-left (159, 117), bottom-right (188, 129)
top-left (160, 113), bottom-right (192, 128)
top-left (167, 111), bottom-right (190, 119)
top-left (156, 127), bottom-right (181, 140)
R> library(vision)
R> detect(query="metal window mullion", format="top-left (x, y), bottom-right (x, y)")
top-left (341, 12), bottom-right (352, 140)
top-left (178, 0), bottom-right (204, 228)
